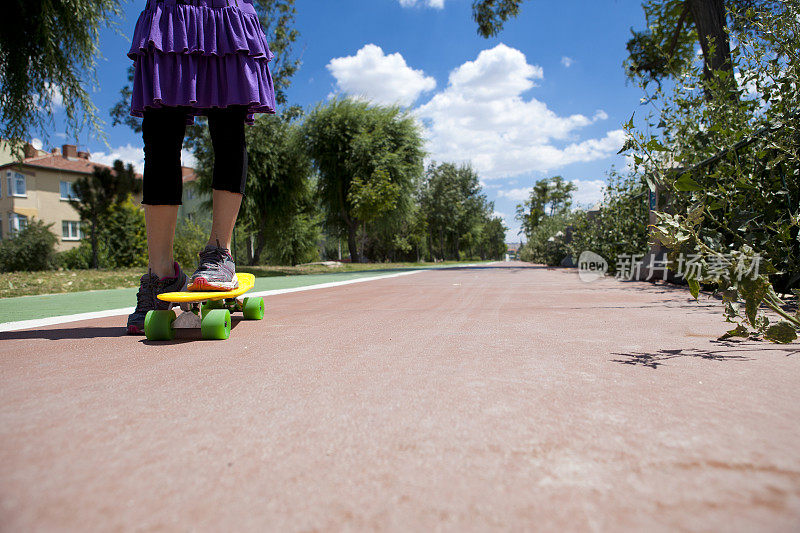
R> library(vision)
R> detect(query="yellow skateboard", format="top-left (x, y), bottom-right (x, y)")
top-left (144, 273), bottom-right (264, 341)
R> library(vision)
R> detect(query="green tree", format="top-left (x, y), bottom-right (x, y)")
top-left (103, 197), bottom-right (148, 269)
top-left (303, 98), bottom-right (425, 263)
top-left (515, 176), bottom-right (577, 240)
top-left (0, 220), bottom-right (58, 272)
top-left (568, 173), bottom-right (650, 275)
top-left (622, 1), bottom-right (800, 341)
top-left (419, 162), bottom-right (498, 260)
top-left (191, 114), bottom-right (317, 265)
top-left (70, 161), bottom-right (141, 269)
top-left (0, 0), bottom-right (123, 149)
top-left (480, 216), bottom-right (509, 260)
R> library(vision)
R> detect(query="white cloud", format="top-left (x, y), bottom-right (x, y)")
top-left (561, 56), bottom-right (574, 68)
top-left (416, 44), bottom-right (624, 179)
top-left (35, 83), bottom-right (64, 112)
top-left (399, 0), bottom-right (444, 8)
top-left (570, 179), bottom-right (606, 206)
top-left (497, 187), bottom-right (532, 202)
top-left (90, 145), bottom-right (198, 175)
top-left (91, 144), bottom-right (144, 174)
top-left (327, 44), bottom-right (437, 106)
top-left (181, 149), bottom-right (197, 169)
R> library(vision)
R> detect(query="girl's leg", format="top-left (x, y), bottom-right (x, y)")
top-left (187, 106), bottom-right (248, 290)
top-left (145, 205), bottom-right (180, 278)
top-left (207, 189), bottom-right (242, 250)
top-left (207, 106), bottom-right (248, 249)
top-left (128, 108), bottom-right (188, 333)
top-left (142, 107), bottom-right (187, 278)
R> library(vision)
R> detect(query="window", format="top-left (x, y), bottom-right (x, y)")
top-left (62, 221), bottom-right (81, 241)
top-left (60, 181), bottom-right (77, 200)
top-left (8, 213), bottom-right (28, 236)
top-left (6, 171), bottom-right (26, 197)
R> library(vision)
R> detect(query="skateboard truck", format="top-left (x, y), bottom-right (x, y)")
top-left (144, 273), bottom-right (264, 341)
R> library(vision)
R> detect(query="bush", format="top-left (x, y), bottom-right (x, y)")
top-left (519, 212), bottom-right (576, 266)
top-left (0, 219), bottom-right (58, 271)
top-left (173, 218), bottom-right (207, 271)
top-left (103, 198), bottom-right (147, 269)
top-left (57, 241), bottom-right (98, 270)
top-left (567, 173), bottom-right (650, 275)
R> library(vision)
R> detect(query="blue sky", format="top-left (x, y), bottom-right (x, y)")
top-left (35, 0), bottom-right (648, 241)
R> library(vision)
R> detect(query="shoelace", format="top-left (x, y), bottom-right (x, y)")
top-left (197, 247), bottom-right (229, 273)
top-left (134, 274), bottom-right (158, 312)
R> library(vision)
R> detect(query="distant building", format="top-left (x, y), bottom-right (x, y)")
top-left (178, 166), bottom-right (210, 227)
top-left (0, 142), bottom-right (143, 251)
top-left (506, 242), bottom-right (520, 260)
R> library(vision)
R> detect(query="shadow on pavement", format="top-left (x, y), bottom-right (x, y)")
top-left (0, 326), bottom-right (128, 341)
top-left (611, 340), bottom-right (800, 369)
top-left (139, 316), bottom-right (243, 345)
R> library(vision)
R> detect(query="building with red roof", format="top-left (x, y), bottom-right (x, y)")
top-left (0, 143), bottom-right (143, 251)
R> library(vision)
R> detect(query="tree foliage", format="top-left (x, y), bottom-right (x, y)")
top-left (622, 0), bottom-right (800, 342)
top-left (472, 0), bottom-right (525, 37)
top-left (70, 160), bottom-right (141, 269)
top-left (302, 98), bottom-right (425, 263)
top-left (514, 175), bottom-right (577, 241)
top-left (0, 0), bottom-right (123, 150)
top-left (189, 113), bottom-right (317, 265)
top-left (420, 162), bottom-right (506, 261)
top-left (625, 0), bottom-right (781, 86)
top-left (0, 220), bottom-right (58, 272)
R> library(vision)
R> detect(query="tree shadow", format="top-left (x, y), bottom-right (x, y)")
top-left (611, 340), bottom-right (800, 369)
top-left (139, 316), bottom-right (244, 345)
top-left (0, 326), bottom-right (128, 341)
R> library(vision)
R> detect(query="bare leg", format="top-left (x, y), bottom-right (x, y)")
top-left (145, 204), bottom-right (179, 279)
top-left (207, 189), bottom-right (243, 250)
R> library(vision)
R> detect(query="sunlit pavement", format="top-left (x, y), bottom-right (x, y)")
top-left (1, 262), bottom-right (799, 530)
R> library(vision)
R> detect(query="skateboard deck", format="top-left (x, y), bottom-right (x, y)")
top-left (145, 273), bottom-right (263, 341)
top-left (158, 273), bottom-right (256, 304)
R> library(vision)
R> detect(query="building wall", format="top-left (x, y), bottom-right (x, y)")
top-left (3, 166), bottom-right (83, 251)
top-left (178, 181), bottom-right (211, 229)
top-left (0, 141), bottom-right (15, 167)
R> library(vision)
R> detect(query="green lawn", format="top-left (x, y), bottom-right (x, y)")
top-left (0, 261), bottom-right (489, 299)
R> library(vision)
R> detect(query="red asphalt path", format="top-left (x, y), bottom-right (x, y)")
top-left (1, 262), bottom-right (799, 531)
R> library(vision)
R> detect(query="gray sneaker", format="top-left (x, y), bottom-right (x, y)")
top-left (127, 263), bottom-right (188, 335)
top-left (188, 244), bottom-right (238, 291)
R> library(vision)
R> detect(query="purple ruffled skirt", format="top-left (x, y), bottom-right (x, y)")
top-left (128, 0), bottom-right (276, 125)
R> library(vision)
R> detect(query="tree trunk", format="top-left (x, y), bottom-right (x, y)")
top-left (90, 220), bottom-right (99, 269)
top-left (347, 222), bottom-right (360, 263)
top-left (250, 232), bottom-right (267, 266)
top-left (687, 0), bottom-right (732, 79)
top-left (439, 228), bottom-right (445, 261)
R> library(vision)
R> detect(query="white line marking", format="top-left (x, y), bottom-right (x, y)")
top-left (0, 269), bottom-right (426, 332)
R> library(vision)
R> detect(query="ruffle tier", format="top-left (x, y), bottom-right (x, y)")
top-left (128, 0), bottom-right (276, 125)
top-left (131, 50), bottom-right (276, 125)
top-left (128, 1), bottom-right (274, 62)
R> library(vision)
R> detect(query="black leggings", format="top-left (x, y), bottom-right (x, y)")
top-left (142, 106), bottom-right (249, 205)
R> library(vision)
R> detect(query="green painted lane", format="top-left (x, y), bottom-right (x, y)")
top-left (0, 268), bottom-right (431, 324)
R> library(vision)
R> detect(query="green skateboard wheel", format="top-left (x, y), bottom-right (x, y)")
top-left (144, 310), bottom-right (176, 341)
top-left (242, 297), bottom-right (264, 320)
top-left (201, 309), bottom-right (231, 340)
top-left (201, 299), bottom-right (225, 319)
